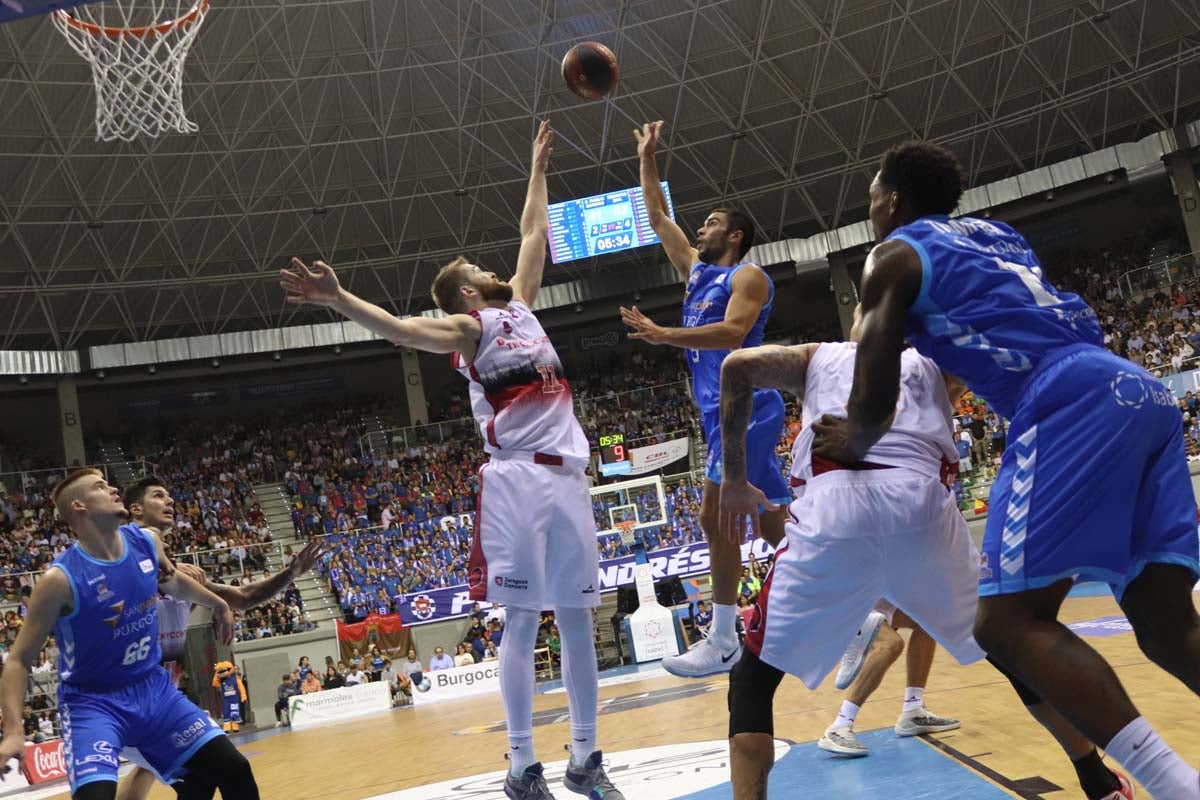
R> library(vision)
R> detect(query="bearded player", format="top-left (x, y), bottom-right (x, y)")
top-left (281, 121), bottom-right (622, 800)
top-left (621, 120), bottom-right (789, 678)
top-left (116, 476), bottom-right (324, 800)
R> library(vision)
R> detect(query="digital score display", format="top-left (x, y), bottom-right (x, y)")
top-left (548, 182), bottom-right (676, 265)
top-left (598, 433), bottom-right (632, 477)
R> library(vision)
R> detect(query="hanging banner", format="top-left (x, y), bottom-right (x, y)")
top-left (335, 612), bottom-right (412, 663)
top-left (397, 538), bottom-right (776, 626)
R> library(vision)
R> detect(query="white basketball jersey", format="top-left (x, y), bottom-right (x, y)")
top-left (157, 595), bottom-right (192, 662)
top-left (797, 343), bottom-right (959, 481)
top-left (788, 426), bottom-right (814, 498)
top-left (452, 301), bottom-right (589, 467)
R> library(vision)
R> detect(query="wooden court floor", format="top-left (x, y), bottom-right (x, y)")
top-left (39, 591), bottom-right (1200, 800)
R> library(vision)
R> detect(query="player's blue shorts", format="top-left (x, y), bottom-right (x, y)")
top-left (60, 665), bottom-right (224, 793)
top-left (981, 344), bottom-right (1200, 600)
top-left (703, 388), bottom-right (790, 505)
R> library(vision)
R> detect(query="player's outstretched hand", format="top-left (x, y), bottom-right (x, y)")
top-left (212, 602), bottom-right (235, 646)
top-left (176, 561), bottom-right (207, 585)
top-left (719, 480), bottom-right (778, 544)
top-left (280, 258), bottom-right (342, 307)
top-left (0, 735), bottom-right (25, 782)
top-left (531, 120), bottom-right (554, 173)
top-left (811, 414), bottom-right (859, 464)
top-left (620, 305), bottom-right (669, 345)
top-left (633, 121), bottom-right (663, 158)
top-left (289, 539), bottom-right (327, 579)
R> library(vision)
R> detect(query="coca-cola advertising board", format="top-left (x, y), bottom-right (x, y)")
top-left (24, 740), bottom-right (66, 785)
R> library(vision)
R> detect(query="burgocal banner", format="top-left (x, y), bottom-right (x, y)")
top-left (398, 538), bottom-right (775, 626)
top-left (410, 660), bottom-right (502, 707)
top-left (288, 681), bottom-right (391, 730)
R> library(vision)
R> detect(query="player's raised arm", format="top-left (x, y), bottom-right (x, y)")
top-left (509, 120), bottom-right (554, 308)
top-left (813, 240), bottom-right (921, 463)
top-left (187, 540), bottom-right (325, 612)
top-left (621, 263), bottom-right (769, 350)
top-left (0, 569), bottom-right (71, 777)
top-left (148, 529), bottom-right (235, 645)
top-left (635, 121), bottom-right (698, 279)
top-left (280, 258), bottom-right (482, 360)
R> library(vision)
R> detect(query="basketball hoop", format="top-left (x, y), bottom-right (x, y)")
top-left (52, 0), bottom-right (210, 142)
top-left (615, 520), bottom-right (639, 551)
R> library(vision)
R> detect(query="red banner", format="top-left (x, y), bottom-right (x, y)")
top-left (25, 740), bottom-right (67, 784)
top-left (336, 612), bottom-right (412, 663)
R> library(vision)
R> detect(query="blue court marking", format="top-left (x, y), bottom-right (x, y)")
top-left (676, 731), bottom-right (1016, 800)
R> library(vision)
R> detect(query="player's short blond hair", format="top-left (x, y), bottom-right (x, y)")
top-left (431, 257), bottom-right (472, 314)
top-left (52, 468), bottom-right (103, 521)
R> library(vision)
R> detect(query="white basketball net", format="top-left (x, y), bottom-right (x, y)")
top-left (616, 520), bottom-right (638, 549)
top-left (51, 0), bottom-right (210, 142)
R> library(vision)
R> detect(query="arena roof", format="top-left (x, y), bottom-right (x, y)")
top-left (1, 0), bottom-right (1198, 350)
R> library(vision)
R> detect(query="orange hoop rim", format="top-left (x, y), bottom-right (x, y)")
top-left (53, 0), bottom-right (209, 38)
top-left (615, 520), bottom-right (638, 538)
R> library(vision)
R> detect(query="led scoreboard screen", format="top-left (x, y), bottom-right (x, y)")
top-left (598, 433), bottom-right (632, 477)
top-left (548, 182), bottom-right (676, 264)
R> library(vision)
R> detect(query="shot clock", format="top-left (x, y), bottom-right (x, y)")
top-left (598, 433), bottom-right (632, 477)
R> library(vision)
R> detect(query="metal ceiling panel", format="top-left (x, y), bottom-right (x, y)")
top-left (0, 0), bottom-right (1195, 349)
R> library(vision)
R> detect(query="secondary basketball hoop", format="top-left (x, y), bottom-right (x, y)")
top-left (615, 519), bottom-right (639, 551)
top-left (51, 0), bottom-right (210, 142)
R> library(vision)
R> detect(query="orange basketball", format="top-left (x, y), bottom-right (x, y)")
top-left (562, 42), bottom-right (618, 99)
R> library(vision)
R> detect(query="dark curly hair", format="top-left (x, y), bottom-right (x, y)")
top-left (878, 141), bottom-right (964, 218)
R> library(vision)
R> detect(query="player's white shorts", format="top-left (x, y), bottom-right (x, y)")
top-left (467, 457), bottom-right (600, 611)
top-left (746, 467), bottom-right (985, 689)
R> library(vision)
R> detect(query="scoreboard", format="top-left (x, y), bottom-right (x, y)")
top-left (598, 433), bottom-right (632, 477)
top-left (548, 181), bottom-right (676, 265)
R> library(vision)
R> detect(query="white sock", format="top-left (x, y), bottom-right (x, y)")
top-left (500, 608), bottom-right (540, 776)
top-left (508, 730), bottom-right (535, 776)
top-left (1106, 717), bottom-right (1200, 799)
top-left (834, 700), bottom-right (860, 730)
top-left (555, 607), bottom-right (599, 766)
top-left (711, 602), bottom-right (738, 650)
top-left (902, 687), bottom-right (925, 714)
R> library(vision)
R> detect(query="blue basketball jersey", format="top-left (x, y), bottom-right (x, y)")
top-left (52, 524), bottom-right (163, 688)
top-left (888, 216), bottom-right (1102, 419)
top-left (683, 262), bottom-right (777, 417)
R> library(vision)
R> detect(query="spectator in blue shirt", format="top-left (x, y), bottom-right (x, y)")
top-left (428, 647), bottom-right (455, 671)
top-left (694, 600), bottom-right (712, 636)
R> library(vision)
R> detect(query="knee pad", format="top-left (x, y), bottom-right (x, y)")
top-left (987, 655), bottom-right (1042, 706)
top-left (728, 650), bottom-right (784, 738)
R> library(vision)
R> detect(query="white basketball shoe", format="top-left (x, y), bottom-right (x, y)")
top-left (834, 611), bottom-right (886, 690)
top-left (662, 637), bottom-right (741, 678)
